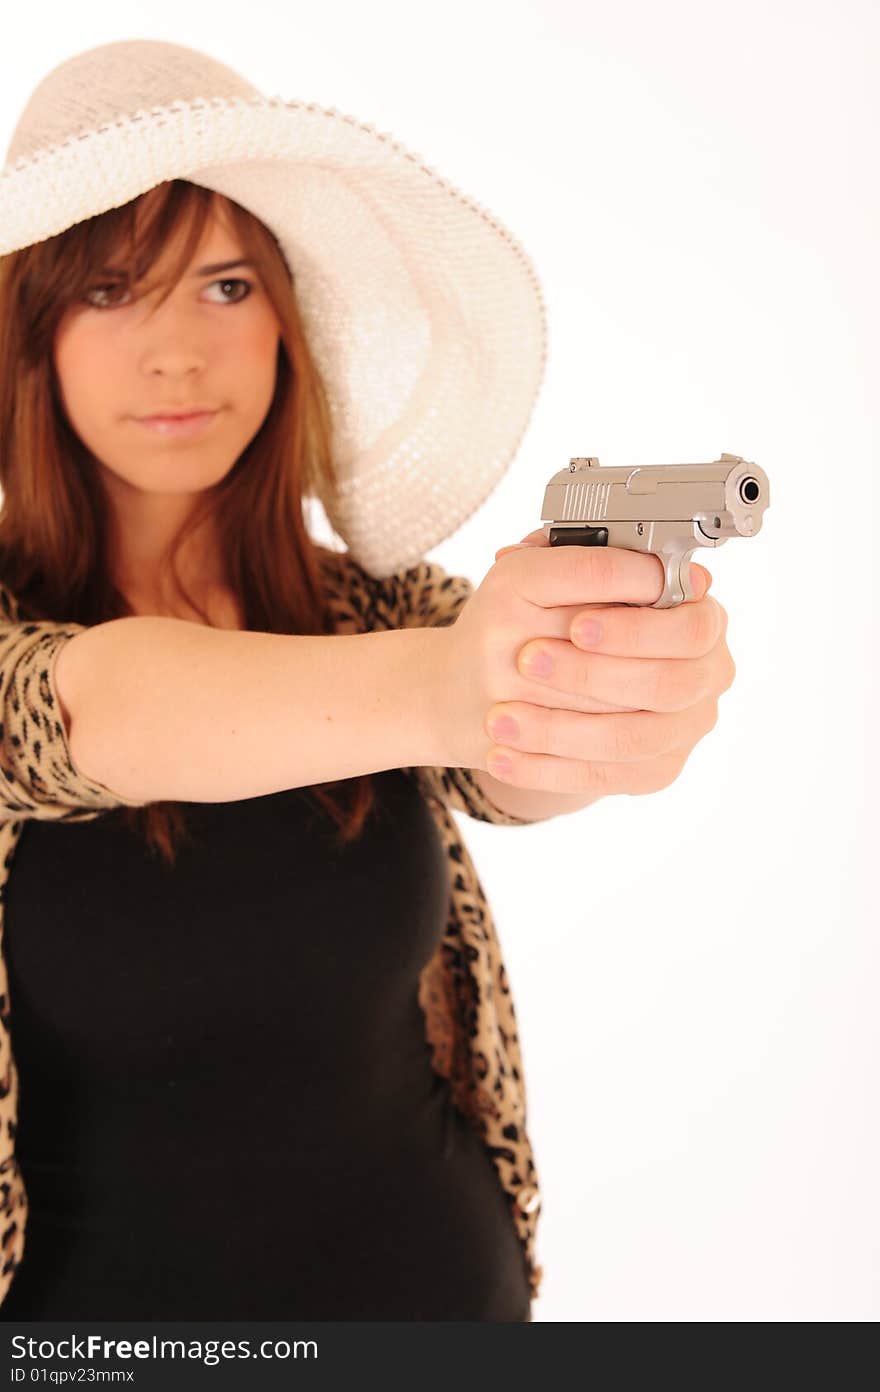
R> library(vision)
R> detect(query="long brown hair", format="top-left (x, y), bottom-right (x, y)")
top-left (0, 178), bottom-right (378, 863)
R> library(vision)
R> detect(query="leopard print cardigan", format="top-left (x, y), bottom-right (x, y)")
top-left (0, 551), bottom-right (547, 1307)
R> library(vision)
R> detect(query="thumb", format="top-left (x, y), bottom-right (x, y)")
top-left (494, 528), bottom-right (549, 561)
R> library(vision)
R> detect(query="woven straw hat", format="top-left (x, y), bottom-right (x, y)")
top-left (0, 38), bottom-right (548, 578)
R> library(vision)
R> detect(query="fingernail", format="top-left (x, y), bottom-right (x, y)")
top-left (521, 649), bottom-right (553, 678)
top-left (488, 715), bottom-right (520, 741)
top-left (572, 618), bottom-right (603, 646)
top-left (487, 753), bottom-right (513, 779)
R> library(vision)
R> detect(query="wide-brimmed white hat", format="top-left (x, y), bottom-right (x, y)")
top-left (0, 38), bottom-right (548, 578)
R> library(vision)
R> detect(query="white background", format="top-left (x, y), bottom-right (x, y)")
top-left (2, 0), bottom-right (876, 1321)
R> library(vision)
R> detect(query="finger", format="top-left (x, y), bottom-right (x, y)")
top-left (486, 693), bottom-right (719, 766)
top-left (497, 541), bottom-right (712, 608)
top-left (485, 740), bottom-right (688, 798)
top-left (493, 531), bottom-right (715, 594)
top-left (515, 637), bottom-right (712, 713)
top-left (569, 595), bottom-right (725, 660)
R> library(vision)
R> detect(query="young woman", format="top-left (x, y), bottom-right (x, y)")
top-left (0, 36), bottom-right (552, 1322)
top-left (0, 37), bottom-right (730, 1323)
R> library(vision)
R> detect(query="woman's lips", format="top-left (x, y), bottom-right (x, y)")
top-left (133, 410), bottom-right (219, 438)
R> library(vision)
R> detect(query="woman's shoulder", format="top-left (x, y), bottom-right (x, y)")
top-left (317, 546), bottom-right (473, 633)
top-left (315, 546), bottom-right (390, 633)
top-left (318, 545), bottom-right (417, 604)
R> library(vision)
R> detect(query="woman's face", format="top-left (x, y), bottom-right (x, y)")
top-left (52, 200), bottom-right (282, 507)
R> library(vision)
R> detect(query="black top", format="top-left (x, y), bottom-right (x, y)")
top-left (0, 769), bottom-right (531, 1321)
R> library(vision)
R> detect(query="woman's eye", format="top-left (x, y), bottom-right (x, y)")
top-left (204, 277), bottom-right (253, 304)
top-left (82, 282), bottom-right (128, 308)
top-left (82, 277), bottom-right (253, 309)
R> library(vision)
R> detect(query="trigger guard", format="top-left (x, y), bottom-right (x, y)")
top-left (652, 550), bottom-right (697, 608)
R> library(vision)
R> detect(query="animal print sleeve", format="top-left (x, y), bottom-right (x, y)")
top-left (0, 583), bottom-right (148, 821)
top-left (366, 560), bottom-right (539, 826)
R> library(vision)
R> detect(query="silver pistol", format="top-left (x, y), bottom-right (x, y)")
top-left (541, 452), bottom-right (770, 608)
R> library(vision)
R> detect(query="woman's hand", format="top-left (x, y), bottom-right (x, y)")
top-left (438, 529), bottom-right (736, 799)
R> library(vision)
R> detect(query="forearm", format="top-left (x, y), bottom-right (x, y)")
top-left (470, 767), bottom-right (604, 822)
top-left (56, 618), bottom-right (448, 804)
